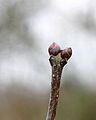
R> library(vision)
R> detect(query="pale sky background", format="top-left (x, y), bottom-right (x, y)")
top-left (0, 0), bottom-right (96, 93)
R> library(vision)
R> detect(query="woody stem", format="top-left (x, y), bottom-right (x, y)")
top-left (46, 55), bottom-right (67, 120)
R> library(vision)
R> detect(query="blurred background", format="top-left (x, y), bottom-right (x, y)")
top-left (0, 0), bottom-right (96, 120)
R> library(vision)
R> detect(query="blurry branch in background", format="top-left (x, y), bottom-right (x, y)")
top-left (0, 2), bottom-right (35, 50)
top-left (0, 0), bottom-right (49, 53)
top-left (0, 0), bottom-right (49, 78)
top-left (75, 0), bottom-right (96, 36)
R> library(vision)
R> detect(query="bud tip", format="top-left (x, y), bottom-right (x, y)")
top-left (61, 47), bottom-right (72, 60)
top-left (48, 42), bottom-right (60, 56)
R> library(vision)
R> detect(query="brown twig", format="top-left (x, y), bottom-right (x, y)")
top-left (46, 42), bottom-right (72, 120)
top-left (46, 55), bottom-right (67, 120)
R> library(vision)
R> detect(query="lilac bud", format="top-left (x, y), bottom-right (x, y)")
top-left (48, 42), bottom-right (60, 56)
top-left (61, 47), bottom-right (72, 60)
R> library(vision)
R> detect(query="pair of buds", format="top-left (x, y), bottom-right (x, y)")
top-left (48, 42), bottom-right (72, 60)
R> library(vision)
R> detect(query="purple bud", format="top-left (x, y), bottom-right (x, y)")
top-left (48, 42), bottom-right (60, 56)
top-left (61, 47), bottom-right (72, 60)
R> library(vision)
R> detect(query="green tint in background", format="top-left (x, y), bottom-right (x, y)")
top-left (0, 80), bottom-right (96, 120)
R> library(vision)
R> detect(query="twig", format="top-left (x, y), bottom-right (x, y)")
top-left (46, 42), bottom-right (72, 120)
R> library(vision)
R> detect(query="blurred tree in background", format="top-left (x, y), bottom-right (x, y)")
top-left (0, 0), bottom-right (96, 120)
